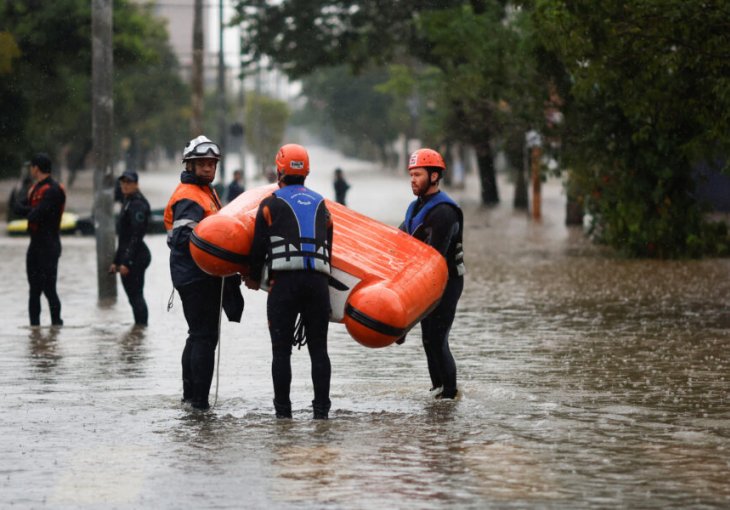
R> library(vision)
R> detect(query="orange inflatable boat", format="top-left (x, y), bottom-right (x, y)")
top-left (190, 183), bottom-right (448, 348)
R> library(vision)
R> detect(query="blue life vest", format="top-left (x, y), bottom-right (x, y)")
top-left (404, 191), bottom-right (465, 277)
top-left (269, 185), bottom-right (331, 274)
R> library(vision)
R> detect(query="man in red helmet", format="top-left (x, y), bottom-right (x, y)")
top-left (401, 148), bottom-right (465, 399)
top-left (245, 143), bottom-right (333, 420)
top-left (164, 135), bottom-right (243, 411)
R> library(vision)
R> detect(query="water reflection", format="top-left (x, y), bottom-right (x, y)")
top-left (28, 326), bottom-right (61, 373)
top-left (118, 325), bottom-right (148, 372)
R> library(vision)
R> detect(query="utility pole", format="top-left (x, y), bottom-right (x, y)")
top-left (217, 0), bottom-right (226, 182)
top-left (191, 0), bottom-right (204, 136)
top-left (91, 0), bottom-right (116, 302)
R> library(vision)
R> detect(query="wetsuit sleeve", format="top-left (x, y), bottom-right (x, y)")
top-left (167, 198), bottom-right (205, 251)
top-left (422, 204), bottom-right (460, 258)
top-left (248, 196), bottom-right (273, 284)
top-left (27, 185), bottom-right (64, 224)
top-left (118, 198), bottom-right (150, 267)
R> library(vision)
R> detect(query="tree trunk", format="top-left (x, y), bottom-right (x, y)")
top-left (474, 140), bottom-right (499, 205)
top-left (564, 170), bottom-right (584, 225)
top-left (513, 164), bottom-right (528, 209)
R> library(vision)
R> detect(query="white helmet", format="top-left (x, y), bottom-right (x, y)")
top-left (182, 135), bottom-right (221, 162)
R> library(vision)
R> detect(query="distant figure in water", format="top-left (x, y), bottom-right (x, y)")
top-left (333, 167), bottom-right (350, 206)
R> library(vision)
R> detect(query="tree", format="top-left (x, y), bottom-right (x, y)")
top-left (244, 91), bottom-right (290, 175)
top-left (113, 2), bottom-right (190, 171)
top-left (533, 0), bottom-right (730, 257)
top-left (0, 0), bottom-right (189, 179)
top-left (233, 0), bottom-right (541, 205)
top-left (297, 65), bottom-right (399, 164)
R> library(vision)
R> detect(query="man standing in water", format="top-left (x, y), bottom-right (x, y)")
top-left (245, 143), bottom-right (333, 420)
top-left (109, 170), bottom-right (151, 327)
top-left (333, 167), bottom-right (350, 205)
top-left (400, 148), bottom-right (465, 399)
top-left (164, 135), bottom-right (244, 411)
top-left (14, 153), bottom-right (66, 327)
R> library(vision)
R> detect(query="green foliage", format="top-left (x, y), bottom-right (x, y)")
top-left (234, 1), bottom-right (542, 204)
top-left (0, 0), bottom-right (189, 178)
top-left (233, 0), bottom-right (462, 79)
top-left (533, 0), bottom-right (730, 257)
top-left (296, 65), bottom-right (398, 161)
top-left (0, 32), bottom-right (21, 74)
top-left (244, 92), bottom-right (290, 174)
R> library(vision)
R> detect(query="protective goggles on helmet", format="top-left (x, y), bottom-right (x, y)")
top-left (187, 142), bottom-right (221, 159)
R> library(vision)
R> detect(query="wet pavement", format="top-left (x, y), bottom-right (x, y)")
top-left (1, 145), bottom-right (729, 508)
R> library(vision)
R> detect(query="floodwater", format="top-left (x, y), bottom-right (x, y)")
top-left (1, 147), bottom-right (729, 509)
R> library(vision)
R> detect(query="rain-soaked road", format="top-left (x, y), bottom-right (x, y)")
top-left (1, 145), bottom-right (729, 509)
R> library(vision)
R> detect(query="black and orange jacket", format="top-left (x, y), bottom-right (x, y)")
top-left (164, 171), bottom-right (222, 288)
top-left (15, 176), bottom-right (66, 243)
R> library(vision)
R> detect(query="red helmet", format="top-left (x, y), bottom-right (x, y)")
top-left (275, 144), bottom-right (309, 177)
top-left (408, 148), bottom-right (445, 171)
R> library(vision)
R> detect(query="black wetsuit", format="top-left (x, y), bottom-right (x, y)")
top-left (165, 171), bottom-right (244, 410)
top-left (403, 191), bottom-right (465, 398)
top-left (15, 176), bottom-right (66, 326)
top-left (114, 191), bottom-right (151, 325)
top-left (249, 184), bottom-right (333, 419)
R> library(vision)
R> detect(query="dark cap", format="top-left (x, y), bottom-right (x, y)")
top-left (30, 153), bottom-right (52, 174)
top-left (118, 170), bottom-right (138, 182)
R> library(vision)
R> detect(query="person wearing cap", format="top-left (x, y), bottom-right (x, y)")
top-left (109, 170), bottom-right (151, 326)
top-left (245, 143), bottom-right (333, 420)
top-left (164, 135), bottom-right (244, 411)
top-left (13, 153), bottom-right (66, 327)
top-left (400, 148), bottom-right (465, 400)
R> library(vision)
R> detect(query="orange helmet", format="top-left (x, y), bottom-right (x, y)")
top-left (275, 144), bottom-right (310, 177)
top-left (408, 148), bottom-right (445, 171)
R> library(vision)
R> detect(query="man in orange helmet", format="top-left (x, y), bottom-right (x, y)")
top-left (400, 148), bottom-right (465, 399)
top-left (245, 143), bottom-right (333, 419)
top-left (164, 135), bottom-right (244, 411)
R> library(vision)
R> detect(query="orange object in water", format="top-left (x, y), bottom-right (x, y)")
top-left (190, 184), bottom-right (448, 348)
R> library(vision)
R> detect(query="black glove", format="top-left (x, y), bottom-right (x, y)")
top-left (222, 276), bottom-right (244, 322)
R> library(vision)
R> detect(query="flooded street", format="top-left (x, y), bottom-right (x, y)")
top-left (1, 146), bottom-right (729, 509)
